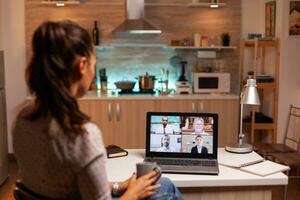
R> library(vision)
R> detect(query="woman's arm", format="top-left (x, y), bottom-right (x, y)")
top-left (77, 155), bottom-right (112, 200)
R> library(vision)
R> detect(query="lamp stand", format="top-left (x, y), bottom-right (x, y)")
top-left (225, 102), bottom-right (253, 153)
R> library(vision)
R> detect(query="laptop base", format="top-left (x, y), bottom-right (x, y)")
top-left (144, 157), bottom-right (219, 175)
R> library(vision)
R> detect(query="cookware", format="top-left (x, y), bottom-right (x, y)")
top-left (115, 81), bottom-right (136, 90)
top-left (137, 72), bottom-right (156, 90)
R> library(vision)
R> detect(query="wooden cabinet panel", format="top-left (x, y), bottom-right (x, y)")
top-left (89, 100), bottom-right (115, 146)
top-left (78, 99), bottom-right (156, 148)
top-left (78, 100), bottom-right (114, 146)
top-left (155, 100), bottom-right (197, 113)
top-left (114, 100), bottom-right (156, 148)
top-left (199, 100), bottom-right (239, 147)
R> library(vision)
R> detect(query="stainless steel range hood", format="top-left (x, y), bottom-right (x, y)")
top-left (112, 0), bottom-right (162, 36)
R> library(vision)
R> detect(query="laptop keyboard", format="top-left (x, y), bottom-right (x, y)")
top-left (145, 158), bottom-right (217, 167)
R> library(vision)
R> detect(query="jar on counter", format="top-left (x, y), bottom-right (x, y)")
top-left (201, 36), bottom-right (209, 47)
top-left (194, 32), bottom-right (201, 47)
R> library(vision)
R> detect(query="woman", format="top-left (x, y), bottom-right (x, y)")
top-left (13, 20), bottom-right (183, 200)
top-left (193, 117), bottom-right (209, 135)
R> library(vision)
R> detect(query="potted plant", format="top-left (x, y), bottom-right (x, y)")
top-left (221, 32), bottom-right (231, 46)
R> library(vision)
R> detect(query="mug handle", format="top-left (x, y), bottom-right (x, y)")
top-left (153, 166), bottom-right (162, 182)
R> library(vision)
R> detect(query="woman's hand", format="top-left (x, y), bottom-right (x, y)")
top-left (120, 171), bottom-right (161, 200)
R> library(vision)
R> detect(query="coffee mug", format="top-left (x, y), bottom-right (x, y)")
top-left (136, 162), bottom-right (161, 181)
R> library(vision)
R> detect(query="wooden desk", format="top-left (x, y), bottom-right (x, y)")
top-left (106, 149), bottom-right (288, 200)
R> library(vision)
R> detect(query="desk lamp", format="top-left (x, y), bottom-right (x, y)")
top-left (225, 78), bottom-right (260, 153)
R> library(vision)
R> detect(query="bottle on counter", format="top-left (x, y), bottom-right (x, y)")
top-left (99, 68), bottom-right (107, 95)
top-left (92, 20), bottom-right (100, 45)
top-left (89, 77), bottom-right (98, 91)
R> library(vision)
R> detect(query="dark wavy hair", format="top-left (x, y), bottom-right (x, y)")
top-left (25, 20), bottom-right (93, 134)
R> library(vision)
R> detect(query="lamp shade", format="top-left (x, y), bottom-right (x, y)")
top-left (241, 79), bottom-right (260, 105)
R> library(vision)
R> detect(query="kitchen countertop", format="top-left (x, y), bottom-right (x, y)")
top-left (79, 91), bottom-right (239, 100)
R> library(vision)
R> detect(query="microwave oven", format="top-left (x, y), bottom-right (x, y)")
top-left (193, 73), bottom-right (231, 93)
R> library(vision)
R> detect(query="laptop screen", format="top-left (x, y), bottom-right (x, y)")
top-left (146, 112), bottom-right (218, 159)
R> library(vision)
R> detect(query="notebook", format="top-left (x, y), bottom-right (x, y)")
top-left (218, 148), bottom-right (264, 168)
top-left (144, 112), bottom-right (219, 175)
top-left (240, 160), bottom-right (290, 176)
top-left (106, 145), bottom-right (128, 158)
top-left (218, 149), bottom-right (290, 176)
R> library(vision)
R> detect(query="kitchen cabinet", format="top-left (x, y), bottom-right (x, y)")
top-left (78, 100), bottom-right (156, 148)
top-left (78, 98), bottom-right (238, 148)
top-left (199, 100), bottom-right (239, 147)
top-left (78, 100), bottom-right (114, 146)
top-left (155, 100), bottom-right (198, 112)
top-left (155, 99), bottom-right (238, 147)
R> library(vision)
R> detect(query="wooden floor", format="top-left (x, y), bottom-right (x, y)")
top-left (0, 159), bottom-right (299, 200)
top-left (0, 158), bottom-right (18, 200)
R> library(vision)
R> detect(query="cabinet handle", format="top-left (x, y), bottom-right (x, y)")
top-left (116, 103), bottom-right (121, 121)
top-left (192, 102), bottom-right (196, 112)
top-left (199, 102), bottom-right (204, 112)
top-left (108, 103), bottom-right (112, 121)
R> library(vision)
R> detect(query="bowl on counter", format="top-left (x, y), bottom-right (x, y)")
top-left (157, 89), bottom-right (175, 96)
top-left (115, 81), bottom-right (136, 91)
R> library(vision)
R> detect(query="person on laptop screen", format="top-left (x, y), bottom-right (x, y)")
top-left (153, 116), bottom-right (178, 134)
top-left (191, 135), bottom-right (208, 156)
top-left (156, 135), bottom-right (176, 152)
top-left (182, 117), bottom-right (209, 135)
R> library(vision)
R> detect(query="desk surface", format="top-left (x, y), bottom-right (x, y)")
top-left (106, 149), bottom-right (288, 188)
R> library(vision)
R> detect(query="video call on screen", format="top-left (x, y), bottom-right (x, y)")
top-left (150, 115), bottom-right (214, 154)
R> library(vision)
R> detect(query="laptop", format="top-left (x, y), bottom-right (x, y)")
top-left (144, 112), bottom-right (219, 175)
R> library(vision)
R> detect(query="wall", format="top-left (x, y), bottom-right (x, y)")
top-left (1, 0), bottom-right (27, 153)
top-left (25, 0), bottom-right (126, 59)
top-left (241, 0), bottom-right (264, 39)
top-left (277, 0), bottom-right (300, 142)
top-left (25, 0), bottom-right (241, 93)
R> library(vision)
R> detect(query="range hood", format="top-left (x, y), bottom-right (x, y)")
top-left (112, 0), bottom-right (162, 36)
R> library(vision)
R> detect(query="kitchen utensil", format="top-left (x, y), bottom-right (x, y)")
top-left (176, 61), bottom-right (192, 94)
top-left (137, 72), bottom-right (156, 90)
top-left (178, 61), bottom-right (188, 81)
top-left (159, 68), bottom-right (169, 93)
top-left (157, 88), bottom-right (174, 96)
top-left (115, 81), bottom-right (136, 90)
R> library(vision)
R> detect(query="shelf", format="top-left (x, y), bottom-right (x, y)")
top-left (244, 122), bottom-right (275, 130)
top-left (244, 39), bottom-right (278, 47)
top-left (241, 38), bottom-right (280, 144)
top-left (256, 82), bottom-right (276, 90)
top-left (169, 46), bottom-right (237, 50)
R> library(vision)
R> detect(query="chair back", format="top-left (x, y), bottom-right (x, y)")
top-left (284, 105), bottom-right (300, 151)
top-left (14, 180), bottom-right (62, 200)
